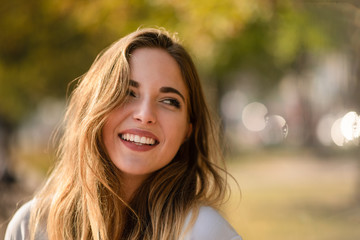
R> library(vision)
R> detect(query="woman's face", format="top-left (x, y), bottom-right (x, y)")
top-left (102, 47), bottom-right (192, 181)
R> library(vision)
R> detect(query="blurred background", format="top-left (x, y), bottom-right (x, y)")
top-left (1, 0), bottom-right (360, 239)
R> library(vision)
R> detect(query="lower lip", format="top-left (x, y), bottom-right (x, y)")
top-left (120, 138), bottom-right (157, 152)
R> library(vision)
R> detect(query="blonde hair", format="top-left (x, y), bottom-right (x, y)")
top-left (30, 28), bottom-right (228, 240)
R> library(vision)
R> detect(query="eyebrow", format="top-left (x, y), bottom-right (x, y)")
top-left (129, 79), bottom-right (185, 102)
top-left (129, 79), bottom-right (139, 88)
top-left (160, 87), bottom-right (185, 102)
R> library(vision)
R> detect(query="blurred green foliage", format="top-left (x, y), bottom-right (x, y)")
top-left (0, 0), bottom-right (348, 126)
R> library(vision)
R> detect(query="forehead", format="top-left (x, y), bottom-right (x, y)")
top-left (129, 48), bottom-right (187, 93)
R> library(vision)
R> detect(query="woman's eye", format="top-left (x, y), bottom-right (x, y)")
top-left (162, 98), bottom-right (181, 108)
top-left (127, 90), bottom-right (136, 97)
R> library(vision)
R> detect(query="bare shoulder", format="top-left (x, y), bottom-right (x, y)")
top-left (5, 200), bottom-right (33, 240)
top-left (184, 206), bottom-right (242, 240)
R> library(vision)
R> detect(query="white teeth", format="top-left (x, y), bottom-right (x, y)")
top-left (121, 134), bottom-right (156, 145)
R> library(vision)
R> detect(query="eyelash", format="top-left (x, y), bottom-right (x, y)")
top-left (126, 89), bottom-right (181, 109)
top-left (127, 90), bottom-right (137, 98)
top-left (162, 98), bottom-right (181, 109)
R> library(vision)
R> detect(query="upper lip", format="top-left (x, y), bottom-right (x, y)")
top-left (119, 128), bottom-right (159, 142)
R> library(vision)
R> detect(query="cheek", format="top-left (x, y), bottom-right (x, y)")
top-left (102, 110), bottom-right (124, 150)
top-left (102, 121), bottom-right (114, 155)
top-left (163, 114), bottom-right (190, 142)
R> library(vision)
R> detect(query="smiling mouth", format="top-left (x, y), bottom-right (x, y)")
top-left (119, 133), bottom-right (158, 146)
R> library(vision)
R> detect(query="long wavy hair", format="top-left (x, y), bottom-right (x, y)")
top-left (29, 28), bottom-right (229, 240)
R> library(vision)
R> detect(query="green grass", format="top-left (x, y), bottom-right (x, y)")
top-left (222, 150), bottom-right (360, 240)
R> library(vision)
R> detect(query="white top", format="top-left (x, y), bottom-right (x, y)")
top-left (5, 201), bottom-right (242, 240)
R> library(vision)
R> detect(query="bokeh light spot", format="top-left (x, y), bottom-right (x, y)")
top-left (331, 118), bottom-right (344, 146)
top-left (261, 115), bottom-right (288, 144)
top-left (340, 111), bottom-right (360, 141)
top-left (242, 102), bottom-right (268, 132)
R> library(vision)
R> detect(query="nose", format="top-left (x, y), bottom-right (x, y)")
top-left (133, 99), bottom-right (157, 124)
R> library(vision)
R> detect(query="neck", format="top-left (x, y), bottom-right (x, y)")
top-left (121, 173), bottom-right (149, 202)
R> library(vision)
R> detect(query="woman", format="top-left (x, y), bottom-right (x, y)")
top-left (5, 28), bottom-right (241, 240)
